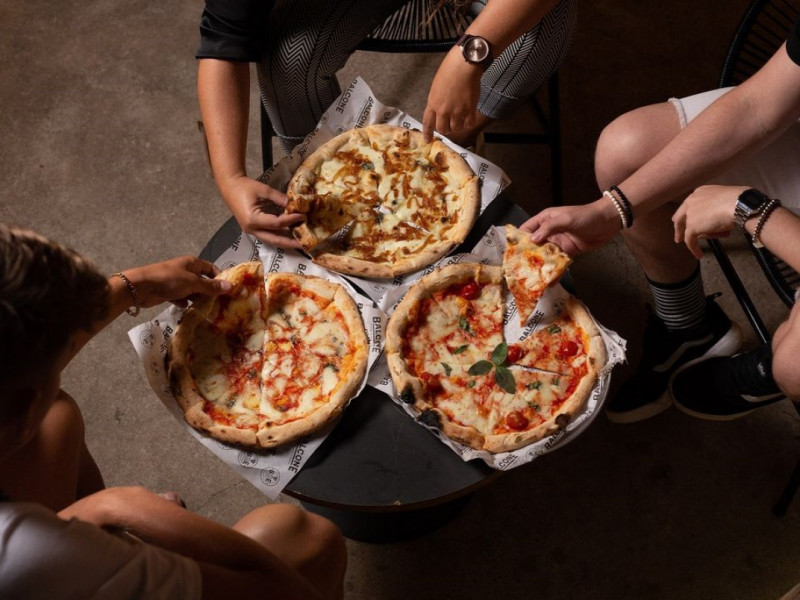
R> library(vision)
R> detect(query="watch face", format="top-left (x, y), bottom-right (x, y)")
top-left (739, 189), bottom-right (769, 211)
top-left (463, 37), bottom-right (490, 63)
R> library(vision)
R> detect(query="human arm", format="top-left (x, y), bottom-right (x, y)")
top-left (422, 0), bottom-right (558, 142)
top-left (67, 256), bottom-right (230, 361)
top-left (197, 59), bottom-right (303, 248)
top-left (58, 486), bottom-right (324, 600)
top-left (525, 42), bottom-right (800, 255)
top-left (672, 184), bottom-right (800, 273)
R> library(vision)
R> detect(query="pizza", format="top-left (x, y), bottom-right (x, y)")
top-left (385, 262), bottom-right (605, 453)
top-left (503, 224), bottom-right (572, 325)
top-left (286, 124), bottom-right (480, 278)
top-left (167, 262), bottom-right (369, 448)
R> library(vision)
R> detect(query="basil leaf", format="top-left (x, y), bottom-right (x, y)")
top-left (495, 365), bottom-right (517, 394)
top-left (468, 360), bottom-right (493, 376)
top-left (459, 316), bottom-right (471, 332)
top-left (466, 380), bottom-right (476, 388)
top-left (453, 344), bottom-right (469, 354)
top-left (491, 342), bottom-right (508, 366)
top-left (441, 362), bottom-right (452, 376)
top-left (547, 325), bottom-right (562, 334)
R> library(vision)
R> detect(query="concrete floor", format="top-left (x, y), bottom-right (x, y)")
top-left (3, 0), bottom-right (800, 598)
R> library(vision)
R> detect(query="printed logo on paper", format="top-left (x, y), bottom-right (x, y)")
top-left (260, 467), bottom-right (281, 487)
top-left (139, 329), bottom-right (155, 348)
top-left (238, 451), bottom-right (259, 468)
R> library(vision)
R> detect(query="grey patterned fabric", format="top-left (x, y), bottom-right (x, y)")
top-left (256, 0), bottom-right (576, 151)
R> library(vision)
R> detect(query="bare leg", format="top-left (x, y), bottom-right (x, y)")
top-left (0, 390), bottom-right (104, 511)
top-left (771, 302), bottom-right (800, 398)
top-left (233, 504), bottom-right (347, 600)
top-left (595, 102), bottom-right (699, 284)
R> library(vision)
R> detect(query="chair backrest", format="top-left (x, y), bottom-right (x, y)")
top-left (719, 0), bottom-right (800, 87)
top-left (716, 0), bottom-right (800, 311)
top-left (357, 0), bottom-right (473, 53)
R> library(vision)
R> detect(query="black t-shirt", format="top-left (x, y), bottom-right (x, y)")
top-left (195, 0), bottom-right (274, 62)
top-left (785, 15), bottom-right (800, 65)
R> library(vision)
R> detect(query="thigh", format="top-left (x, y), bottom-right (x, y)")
top-left (674, 87), bottom-right (800, 213)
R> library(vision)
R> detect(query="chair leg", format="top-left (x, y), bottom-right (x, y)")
top-left (773, 457), bottom-right (800, 517)
top-left (548, 72), bottom-right (562, 206)
top-left (707, 238), bottom-right (771, 344)
top-left (260, 102), bottom-right (273, 172)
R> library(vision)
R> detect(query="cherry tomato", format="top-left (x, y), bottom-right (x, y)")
top-left (459, 281), bottom-right (480, 300)
top-left (506, 345), bottom-right (523, 364)
top-left (506, 411), bottom-right (529, 431)
top-left (558, 340), bottom-right (579, 358)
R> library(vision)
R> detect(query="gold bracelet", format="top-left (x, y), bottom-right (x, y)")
top-left (113, 272), bottom-right (141, 317)
top-left (752, 198), bottom-right (781, 249)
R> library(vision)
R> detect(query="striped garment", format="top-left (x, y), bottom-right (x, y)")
top-left (256, 0), bottom-right (577, 150)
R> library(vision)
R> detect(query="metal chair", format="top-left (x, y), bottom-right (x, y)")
top-left (708, 0), bottom-right (800, 515)
top-left (260, 0), bottom-right (563, 204)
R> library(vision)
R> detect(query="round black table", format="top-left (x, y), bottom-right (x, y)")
top-left (201, 198), bottom-right (526, 542)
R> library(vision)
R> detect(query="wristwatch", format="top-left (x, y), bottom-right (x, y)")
top-left (734, 188), bottom-right (771, 229)
top-left (456, 33), bottom-right (493, 71)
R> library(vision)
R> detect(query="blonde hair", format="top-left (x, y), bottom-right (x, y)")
top-left (0, 224), bottom-right (110, 385)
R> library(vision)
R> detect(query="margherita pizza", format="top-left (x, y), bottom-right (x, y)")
top-left (167, 262), bottom-right (369, 448)
top-left (503, 224), bottom-right (572, 325)
top-left (385, 262), bottom-right (605, 453)
top-left (286, 124), bottom-right (480, 278)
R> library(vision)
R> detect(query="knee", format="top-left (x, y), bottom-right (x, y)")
top-left (773, 338), bottom-right (800, 400)
top-left (595, 103), bottom-right (678, 190)
top-left (239, 504), bottom-right (346, 569)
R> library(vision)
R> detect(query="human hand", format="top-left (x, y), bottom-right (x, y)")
top-left (672, 185), bottom-right (747, 259)
top-left (422, 49), bottom-right (482, 143)
top-left (122, 256), bottom-right (232, 309)
top-left (220, 175), bottom-right (304, 249)
top-left (521, 199), bottom-right (622, 256)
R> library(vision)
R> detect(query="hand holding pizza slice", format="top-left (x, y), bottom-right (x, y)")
top-left (503, 224), bottom-right (572, 326)
top-left (385, 249), bottom-right (605, 454)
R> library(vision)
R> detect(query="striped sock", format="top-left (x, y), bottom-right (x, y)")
top-left (647, 268), bottom-right (706, 331)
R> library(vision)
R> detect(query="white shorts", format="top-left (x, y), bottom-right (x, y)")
top-left (669, 87), bottom-right (800, 210)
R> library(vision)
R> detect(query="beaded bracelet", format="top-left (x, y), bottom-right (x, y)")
top-left (752, 197), bottom-right (781, 248)
top-left (113, 272), bottom-right (142, 317)
top-left (609, 185), bottom-right (634, 226)
top-left (603, 190), bottom-right (629, 229)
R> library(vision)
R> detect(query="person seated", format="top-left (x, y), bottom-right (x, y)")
top-left (520, 14), bottom-right (800, 422)
top-left (195, 0), bottom-right (576, 248)
top-left (0, 224), bottom-right (346, 599)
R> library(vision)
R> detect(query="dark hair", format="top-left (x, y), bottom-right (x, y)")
top-left (0, 224), bottom-right (110, 385)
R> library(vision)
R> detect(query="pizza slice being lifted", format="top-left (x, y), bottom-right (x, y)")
top-left (503, 224), bottom-right (572, 326)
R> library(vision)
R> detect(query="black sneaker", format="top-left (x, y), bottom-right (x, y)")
top-left (670, 344), bottom-right (785, 420)
top-left (605, 295), bottom-right (743, 423)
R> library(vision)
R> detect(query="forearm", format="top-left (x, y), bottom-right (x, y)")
top-left (619, 49), bottom-right (800, 218)
top-left (198, 58), bottom-right (252, 187)
top-left (467, 0), bottom-right (557, 55)
top-left (743, 206), bottom-right (800, 273)
top-left (59, 487), bottom-right (321, 598)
